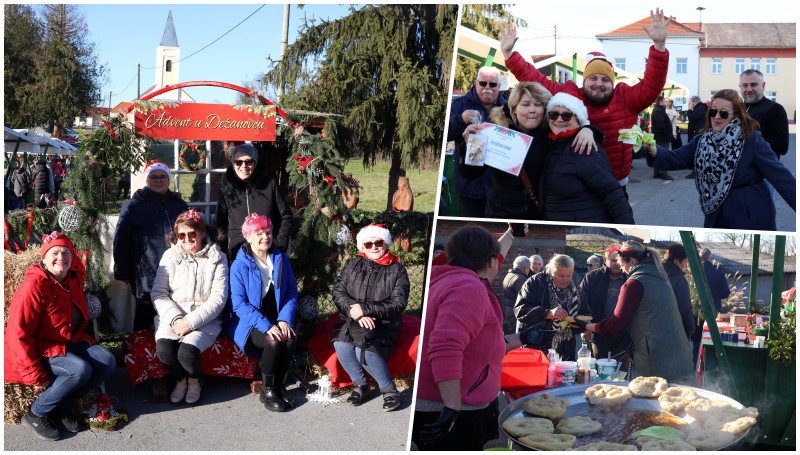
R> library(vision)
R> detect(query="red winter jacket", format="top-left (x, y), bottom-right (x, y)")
top-left (4, 264), bottom-right (95, 385)
top-left (506, 46), bottom-right (669, 182)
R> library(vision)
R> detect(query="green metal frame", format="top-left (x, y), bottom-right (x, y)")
top-left (680, 230), bottom-right (740, 401)
top-left (749, 235), bottom-right (761, 311)
top-left (762, 235), bottom-right (787, 444)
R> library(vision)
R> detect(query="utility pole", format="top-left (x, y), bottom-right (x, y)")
top-left (137, 63), bottom-right (141, 99)
top-left (109, 91), bottom-right (112, 110)
top-left (277, 5), bottom-right (290, 104)
top-left (554, 25), bottom-right (558, 55)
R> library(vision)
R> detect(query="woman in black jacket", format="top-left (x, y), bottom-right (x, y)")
top-left (216, 143), bottom-right (293, 260)
top-left (538, 92), bottom-right (634, 224)
top-left (460, 82), bottom-right (599, 220)
top-left (331, 224), bottom-right (409, 411)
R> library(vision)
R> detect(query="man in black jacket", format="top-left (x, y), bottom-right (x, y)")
top-left (577, 245), bottom-right (630, 361)
top-left (650, 96), bottom-right (674, 180)
top-left (684, 96), bottom-right (708, 179)
top-left (740, 69), bottom-right (789, 158)
top-left (216, 143), bottom-right (293, 261)
top-left (448, 66), bottom-right (507, 217)
top-left (502, 256), bottom-right (531, 334)
top-left (662, 243), bottom-right (695, 340)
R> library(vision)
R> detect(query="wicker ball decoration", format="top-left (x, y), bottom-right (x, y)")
top-left (85, 293), bottom-right (102, 319)
top-left (58, 204), bottom-right (81, 232)
top-left (334, 223), bottom-right (351, 246)
top-left (298, 294), bottom-right (318, 320)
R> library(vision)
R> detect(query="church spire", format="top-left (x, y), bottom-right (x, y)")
top-left (160, 10), bottom-right (179, 47)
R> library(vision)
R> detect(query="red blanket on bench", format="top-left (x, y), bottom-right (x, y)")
top-left (305, 313), bottom-right (420, 388)
top-left (123, 330), bottom-right (257, 386)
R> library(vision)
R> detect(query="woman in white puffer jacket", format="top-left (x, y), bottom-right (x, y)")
top-left (151, 209), bottom-right (229, 404)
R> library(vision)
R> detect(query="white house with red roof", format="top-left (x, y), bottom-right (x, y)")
top-left (596, 17), bottom-right (705, 109)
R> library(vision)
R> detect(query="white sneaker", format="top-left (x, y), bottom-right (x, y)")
top-left (171, 378), bottom-right (188, 403)
top-left (185, 377), bottom-right (201, 404)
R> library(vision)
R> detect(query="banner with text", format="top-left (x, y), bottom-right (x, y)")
top-left (134, 101), bottom-right (276, 141)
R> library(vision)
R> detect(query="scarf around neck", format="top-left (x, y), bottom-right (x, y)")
top-left (358, 250), bottom-right (400, 266)
top-left (694, 118), bottom-right (745, 214)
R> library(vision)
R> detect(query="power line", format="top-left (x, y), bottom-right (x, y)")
top-left (141, 4), bottom-right (266, 70)
top-left (110, 73), bottom-right (137, 96)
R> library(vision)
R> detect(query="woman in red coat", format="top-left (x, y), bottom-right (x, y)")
top-left (4, 232), bottom-right (116, 441)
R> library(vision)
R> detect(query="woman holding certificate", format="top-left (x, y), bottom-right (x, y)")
top-left (460, 82), bottom-right (599, 220)
top-left (537, 92), bottom-right (634, 224)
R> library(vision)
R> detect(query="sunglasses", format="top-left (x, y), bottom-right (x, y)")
top-left (363, 240), bottom-right (385, 249)
top-left (147, 175), bottom-right (169, 181)
top-left (548, 111), bottom-right (574, 121)
top-left (477, 81), bottom-right (499, 88)
top-left (709, 109), bottom-right (730, 119)
top-left (178, 231), bottom-right (197, 241)
top-left (234, 159), bottom-right (255, 167)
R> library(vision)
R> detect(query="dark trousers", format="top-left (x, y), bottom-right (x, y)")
top-left (459, 195), bottom-right (486, 218)
top-left (412, 399), bottom-right (499, 451)
top-left (30, 342), bottom-right (116, 417)
top-left (134, 294), bottom-right (157, 331)
top-left (156, 339), bottom-right (202, 380)
top-left (248, 328), bottom-right (297, 377)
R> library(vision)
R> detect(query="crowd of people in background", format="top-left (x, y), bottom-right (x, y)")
top-left (5, 154), bottom-right (71, 211)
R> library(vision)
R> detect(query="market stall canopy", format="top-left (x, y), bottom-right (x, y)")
top-left (12, 129), bottom-right (74, 156)
top-left (4, 126), bottom-right (41, 155)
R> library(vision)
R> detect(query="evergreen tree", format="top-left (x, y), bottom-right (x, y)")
top-left (264, 5), bottom-right (457, 210)
top-left (454, 5), bottom-right (526, 93)
top-left (4, 4), bottom-right (43, 127)
top-left (29, 4), bottom-right (105, 137)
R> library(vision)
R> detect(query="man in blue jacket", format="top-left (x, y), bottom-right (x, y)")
top-left (448, 66), bottom-right (507, 217)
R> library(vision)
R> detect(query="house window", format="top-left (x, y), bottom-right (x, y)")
top-left (711, 58), bottom-right (722, 74)
top-left (735, 58), bottom-right (746, 74)
top-left (557, 69), bottom-right (572, 84)
top-left (766, 58), bottom-right (777, 75)
top-left (614, 58), bottom-right (626, 71)
top-left (750, 58), bottom-right (761, 71)
top-left (166, 60), bottom-right (173, 72)
top-left (765, 91), bottom-right (777, 102)
top-left (676, 58), bottom-right (687, 74)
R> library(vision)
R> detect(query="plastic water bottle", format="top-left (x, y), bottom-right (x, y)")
top-left (578, 342), bottom-right (591, 382)
top-left (546, 349), bottom-right (559, 388)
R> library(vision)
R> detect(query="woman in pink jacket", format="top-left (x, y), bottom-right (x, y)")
top-left (412, 225), bottom-right (554, 450)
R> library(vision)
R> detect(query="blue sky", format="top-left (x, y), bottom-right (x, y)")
top-left (76, 4), bottom-right (353, 107)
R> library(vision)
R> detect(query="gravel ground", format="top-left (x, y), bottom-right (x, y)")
top-left (4, 368), bottom-right (412, 451)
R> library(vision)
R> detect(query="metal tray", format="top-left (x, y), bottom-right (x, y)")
top-left (498, 381), bottom-right (754, 450)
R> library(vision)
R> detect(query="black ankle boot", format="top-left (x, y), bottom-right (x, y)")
top-left (276, 358), bottom-right (295, 408)
top-left (261, 374), bottom-right (286, 413)
top-left (347, 385), bottom-right (368, 406)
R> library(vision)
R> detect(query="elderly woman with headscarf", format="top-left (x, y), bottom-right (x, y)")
top-left (225, 213), bottom-right (298, 413)
top-left (574, 241), bottom-right (694, 383)
top-left (514, 254), bottom-right (592, 361)
top-left (151, 209), bottom-right (229, 405)
top-left (459, 82), bottom-right (600, 220)
top-left (645, 89), bottom-right (795, 230)
top-left (538, 92), bottom-right (634, 223)
top-left (113, 161), bottom-right (188, 331)
top-left (331, 224), bottom-right (409, 411)
top-left (5, 232), bottom-right (116, 440)
top-left (216, 143), bottom-right (293, 259)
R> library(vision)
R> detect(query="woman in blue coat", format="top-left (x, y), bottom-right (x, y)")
top-left (225, 213), bottom-right (298, 413)
top-left (646, 89), bottom-right (795, 230)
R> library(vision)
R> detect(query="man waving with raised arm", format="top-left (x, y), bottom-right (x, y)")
top-left (501, 9), bottom-right (672, 192)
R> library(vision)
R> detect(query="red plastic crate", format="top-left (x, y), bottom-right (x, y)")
top-left (500, 347), bottom-right (549, 399)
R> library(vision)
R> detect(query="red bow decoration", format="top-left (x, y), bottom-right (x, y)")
top-left (323, 175), bottom-right (335, 187)
top-left (101, 120), bottom-right (117, 142)
top-left (184, 209), bottom-right (202, 221)
top-left (24, 211), bottom-right (35, 249)
top-left (244, 212), bottom-right (261, 224)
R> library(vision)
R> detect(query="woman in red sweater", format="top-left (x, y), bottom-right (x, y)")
top-left (5, 232), bottom-right (116, 440)
top-left (413, 225), bottom-right (554, 450)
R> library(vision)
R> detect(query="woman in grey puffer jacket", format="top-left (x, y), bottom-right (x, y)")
top-left (151, 210), bottom-right (229, 405)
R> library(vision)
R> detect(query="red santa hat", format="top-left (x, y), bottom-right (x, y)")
top-left (144, 160), bottom-right (171, 180)
top-left (547, 92), bottom-right (590, 126)
top-left (584, 51), bottom-right (615, 82)
top-left (41, 231), bottom-right (76, 259)
top-left (356, 223), bottom-right (392, 250)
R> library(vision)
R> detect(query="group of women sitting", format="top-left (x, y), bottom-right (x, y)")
top-left (459, 82), bottom-right (795, 230)
top-left (5, 216), bottom-right (408, 441)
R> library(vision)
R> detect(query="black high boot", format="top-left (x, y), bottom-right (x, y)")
top-left (275, 355), bottom-right (295, 408)
top-left (261, 373), bottom-right (286, 412)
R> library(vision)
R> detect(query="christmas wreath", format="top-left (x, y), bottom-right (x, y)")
top-left (179, 141), bottom-right (206, 171)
